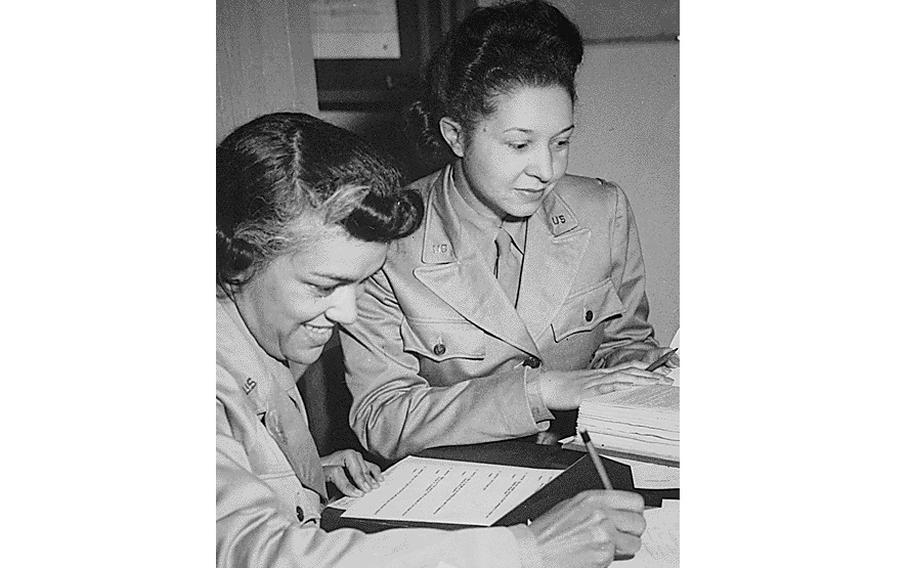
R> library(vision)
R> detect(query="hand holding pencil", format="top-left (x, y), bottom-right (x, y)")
top-left (526, 488), bottom-right (646, 567)
top-left (646, 347), bottom-right (679, 372)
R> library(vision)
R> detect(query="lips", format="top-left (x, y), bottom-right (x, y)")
top-left (301, 323), bottom-right (334, 344)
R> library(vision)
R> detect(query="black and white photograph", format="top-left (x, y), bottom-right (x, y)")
top-left (216, 1), bottom-right (678, 566)
top-left (8, 1), bottom-right (908, 567)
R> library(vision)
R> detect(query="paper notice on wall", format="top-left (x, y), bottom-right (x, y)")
top-left (310, 0), bottom-right (401, 59)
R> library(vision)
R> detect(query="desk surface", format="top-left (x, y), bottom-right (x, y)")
top-left (321, 437), bottom-right (677, 532)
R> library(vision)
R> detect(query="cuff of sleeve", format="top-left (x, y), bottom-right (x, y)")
top-left (507, 524), bottom-right (544, 568)
top-left (524, 366), bottom-right (554, 427)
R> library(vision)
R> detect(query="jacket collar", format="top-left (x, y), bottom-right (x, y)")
top-left (414, 166), bottom-right (591, 351)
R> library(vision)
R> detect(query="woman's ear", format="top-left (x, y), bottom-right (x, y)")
top-left (439, 117), bottom-right (465, 158)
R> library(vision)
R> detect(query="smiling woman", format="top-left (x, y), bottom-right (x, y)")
top-left (231, 230), bottom-right (387, 367)
top-left (216, 113), bottom-right (422, 363)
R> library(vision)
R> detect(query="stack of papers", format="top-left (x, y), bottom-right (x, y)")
top-left (577, 385), bottom-right (679, 463)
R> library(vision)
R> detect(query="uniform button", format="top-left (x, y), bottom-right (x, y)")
top-left (296, 506), bottom-right (305, 522)
top-left (433, 343), bottom-right (446, 356)
top-left (585, 310), bottom-right (594, 322)
top-left (523, 356), bottom-right (541, 369)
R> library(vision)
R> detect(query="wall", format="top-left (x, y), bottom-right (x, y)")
top-left (216, 0), bottom-right (319, 141)
top-left (571, 42), bottom-right (679, 344)
top-left (529, 0), bottom-right (678, 41)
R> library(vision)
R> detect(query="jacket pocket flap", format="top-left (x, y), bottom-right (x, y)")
top-left (551, 279), bottom-right (624, 342)
top-left (400, 319), bottom-right (486, 362)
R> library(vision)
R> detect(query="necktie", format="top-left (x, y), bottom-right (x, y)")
top-left (494, 226), bottom-right (522, 307)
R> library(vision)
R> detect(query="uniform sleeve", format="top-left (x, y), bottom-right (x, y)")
top-left (340, 268), bottom-right (545, 461)
top-left (589, 184), bottom-right (661, 368)
top-left (216, 398), bottom-right (538, 568)
top-left (524, 371), bottom-right (555, 424)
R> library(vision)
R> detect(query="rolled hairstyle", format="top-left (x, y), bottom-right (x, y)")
top-left (217, 112), bottom-right (424, 290)
top-left (407, 0), bottom-right (584, 161)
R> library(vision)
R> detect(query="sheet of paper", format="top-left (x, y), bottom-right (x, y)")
top-left (615, 500), bottom-right (679, 567)
top-left (327, 495), bottom-right (358, 510)
top-left (340, 456), bottom-right (561, 526)
top-left (607, 455), bottom-right (680, 490)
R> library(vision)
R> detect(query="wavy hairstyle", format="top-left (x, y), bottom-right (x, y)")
top-left (217, 112), bottom-right (424, 290)
top-left (406, 0), bottom-right (583, 162)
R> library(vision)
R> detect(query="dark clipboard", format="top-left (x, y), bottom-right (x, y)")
top-left (320, 443), bottom-right (636, 533)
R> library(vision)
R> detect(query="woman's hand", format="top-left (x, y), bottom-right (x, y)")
top-left (642, 347), bottom-right (680, 373)
top-left (591, 347), bottom-right (680, 373)
top-left (539, 363), bottom-right (673, 410)
top-left (527, 490), bottom-right (646, 568)
top-left (320, 449), bottom-right (383, 497)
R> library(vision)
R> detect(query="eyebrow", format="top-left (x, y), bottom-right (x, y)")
top-left (503, 124), bottom-right (575, 136)
top-left (308, 271), bottom-right (358, 284)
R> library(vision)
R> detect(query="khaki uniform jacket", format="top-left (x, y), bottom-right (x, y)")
top-left (216, 297), bottom-right (540, 568)
top-left (341, 166), bottom-right (658, 460)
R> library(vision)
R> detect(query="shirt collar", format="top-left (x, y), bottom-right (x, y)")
top-left (446, 165), bottom-right (527, 254)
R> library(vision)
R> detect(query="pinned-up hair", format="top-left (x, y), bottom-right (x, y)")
top-left (407, 0), bottom-right (584, 161)
top-left (217, 112), bottom-right (424, 289)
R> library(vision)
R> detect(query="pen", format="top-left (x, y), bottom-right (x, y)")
top-left (579, 428), bottom-right (612, 490)
top-left (645, 348), bottom-right (678, 372)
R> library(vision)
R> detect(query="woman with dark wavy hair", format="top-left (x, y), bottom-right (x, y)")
top-left (341, 0), bottom-right (677, 460)
top-left (216, 112), bottom-right (646, 568)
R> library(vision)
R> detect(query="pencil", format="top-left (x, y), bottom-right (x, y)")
top-left (645, 348), bottom-right (678, 372)
top-left (579, 428), bottom-right (612, 490)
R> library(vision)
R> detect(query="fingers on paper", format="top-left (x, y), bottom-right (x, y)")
top-left (577, 489), bottom-right (645, 513)
top-left (364, 461), bottom-right (384, 487)
top-left (618, 360), bottom-right (651, 371)
top-left (325, 466), bottom-right (363, 497)
top-left (585, 371), bottom-right (671, 394)
top-left (536, 431), bottom-right (560, 445)
top-left (612, 530), bottom-right (643, 557)
top-left (609, 509), bottom-right (648, 537)
top-left (342, 451), bottom-right (382, 491)
top-left (581, 492), bottom-right (646, 557)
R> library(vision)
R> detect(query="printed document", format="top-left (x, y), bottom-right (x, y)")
top-left (340, 456), bottom-right (561, 526)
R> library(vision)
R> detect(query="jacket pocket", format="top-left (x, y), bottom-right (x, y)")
top-left (551, 278), bottom-right (624, 342)
top-left (400, 318), bottom-right (486, 362)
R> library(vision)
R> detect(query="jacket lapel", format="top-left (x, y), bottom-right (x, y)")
top-left (250, 363), bottom-right (328, 502)
top-left (413, 168), bottom-right (540, 357)
top-left (263, 384), bottom-right (328, 502)
top-left (517, 191), bottom-right (591, 344)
